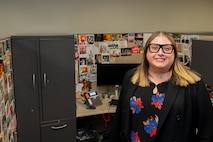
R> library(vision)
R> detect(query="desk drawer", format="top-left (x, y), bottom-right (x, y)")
top-left (41, 118), bottom-right (76, 142)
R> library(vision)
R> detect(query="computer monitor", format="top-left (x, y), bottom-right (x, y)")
top-left (191, 40), bottom-right (213, 86)
top-left (96, 63), bottom-right (139, 86)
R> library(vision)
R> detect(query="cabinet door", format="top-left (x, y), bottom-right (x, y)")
top-left (39, 36), bottom-right (75, 122)
top-left (11, 37), bottom-right (41, 142)
top-left (41, 118), bottom-right (76, 142)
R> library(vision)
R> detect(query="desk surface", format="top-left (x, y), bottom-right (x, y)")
top-left (76, 98), bottom-right (117, 117)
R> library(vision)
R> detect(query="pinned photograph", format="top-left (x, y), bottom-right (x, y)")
top-left (78, 35), bottom-right (87, 45)
top-left (79, 45), bottom-right (86, 54)
top-left (87, 34), bottom-right (95, 45)
top-left (101, 54), bottom-right (110, 64)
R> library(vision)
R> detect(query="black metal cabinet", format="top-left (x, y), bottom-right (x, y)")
top-left (11, 35), bottom-right (76, 142)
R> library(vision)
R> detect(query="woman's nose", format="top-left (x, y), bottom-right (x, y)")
top-left (157, 48), bottom-right (164, 54)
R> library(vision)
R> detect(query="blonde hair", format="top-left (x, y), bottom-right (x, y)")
top-left (132, 31), bottom-right (200, 87)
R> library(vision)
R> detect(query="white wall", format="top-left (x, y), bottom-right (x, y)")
top-left (1, 0), bottom-right (213, 38)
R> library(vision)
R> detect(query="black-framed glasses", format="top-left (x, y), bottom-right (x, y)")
top-left (148, 44), bottom-right (174, 54)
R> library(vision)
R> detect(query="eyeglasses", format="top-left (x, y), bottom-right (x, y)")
top-left (148, 44), bottom-right (174, 54)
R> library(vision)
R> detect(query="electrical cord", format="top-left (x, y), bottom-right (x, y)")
top-left (102, 113), bottom-right (111, 127)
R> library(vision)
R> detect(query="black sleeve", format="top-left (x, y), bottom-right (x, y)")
top-left (194, 80), bottom-right (213, 142)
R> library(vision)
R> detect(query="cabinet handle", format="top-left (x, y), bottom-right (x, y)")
top-left (43, 73), bottom-right (47, 88)
top-left (32, 74), bottom-right (36, 89)
top-left (51, 124), bottom-right (67, 130)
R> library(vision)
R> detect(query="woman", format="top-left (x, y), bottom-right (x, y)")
top-left (111, 31), bottom-right (213, 142)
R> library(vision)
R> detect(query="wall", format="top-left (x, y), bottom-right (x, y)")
top-left (1, 0), bottom-right (213, 38)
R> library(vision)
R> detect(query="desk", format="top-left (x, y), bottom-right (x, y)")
top-left (76, 98), bottom-right (117, 141)
top-left (76, 98), bottom-right (117, 117)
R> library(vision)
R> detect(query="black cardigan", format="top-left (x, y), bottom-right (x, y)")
top-left (111, 69), bottom-right (213, 142)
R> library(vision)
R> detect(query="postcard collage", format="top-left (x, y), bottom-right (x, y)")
top-left (0, 38), bottom-right (17, 142)
top-left (74, 33), bottom-right (199, 92)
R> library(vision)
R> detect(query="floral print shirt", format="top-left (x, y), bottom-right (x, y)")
top-left (130, 81), bottom-right (169, 142)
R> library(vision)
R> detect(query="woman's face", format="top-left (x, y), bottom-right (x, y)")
top-left (146, 35), bottom-right (175, 72)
